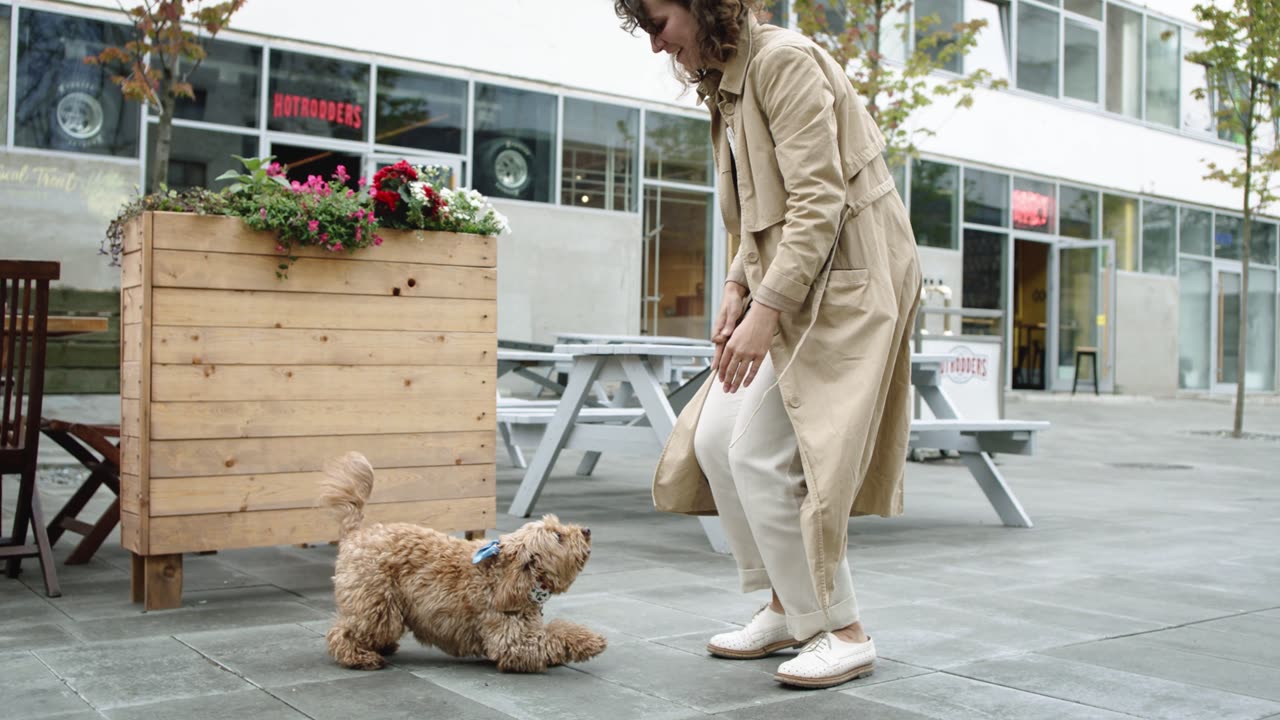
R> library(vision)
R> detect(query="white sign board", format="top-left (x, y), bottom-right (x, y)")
top-left (917, 338), bottom-right (1002, 421)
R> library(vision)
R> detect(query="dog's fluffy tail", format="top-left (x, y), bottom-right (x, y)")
top-left (321, 451), bottom-right (375, 540)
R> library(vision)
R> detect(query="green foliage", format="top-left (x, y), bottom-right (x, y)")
top-left (101, 185), bottom-right (231, 267)
top-left (791, 0), bottom-right (1006, 168)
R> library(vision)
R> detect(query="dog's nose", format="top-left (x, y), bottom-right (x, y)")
top-left (583, 527), bottom-right (591, 540)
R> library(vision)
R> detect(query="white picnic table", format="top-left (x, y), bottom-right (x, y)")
top-left (503, 344), bottom-right (1046, 553)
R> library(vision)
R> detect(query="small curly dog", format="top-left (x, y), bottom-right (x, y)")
top-left (320, 451), bottom-right (606, 672)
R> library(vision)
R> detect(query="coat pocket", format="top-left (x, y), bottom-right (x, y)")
top-left (825, 268), bottom-right (870, 305)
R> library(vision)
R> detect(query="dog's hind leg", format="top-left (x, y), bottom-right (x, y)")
top-left (326, 613), bottom-right (404, 670)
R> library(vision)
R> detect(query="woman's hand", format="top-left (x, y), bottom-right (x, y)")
top-left (718, 303), bottom-right (780, 393)
top-left (711, 282), bottom-right (748, 374)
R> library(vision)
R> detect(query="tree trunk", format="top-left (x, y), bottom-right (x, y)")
top-left (1233, 90), bottom-right (1254, 438)
top-left (150, 94), bottom-right (176, 192)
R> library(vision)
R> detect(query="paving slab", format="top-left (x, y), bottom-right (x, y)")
top-left (1, 651), bottom-right (99, 719)
top-left (267, 669), bottom-right (513, 720)
top-left (845, 670), bottom-right (1136, 719)
top-left (947, 653), bottom-right (1280, 720)
top-left (103, 689), bottom-right (309, 720)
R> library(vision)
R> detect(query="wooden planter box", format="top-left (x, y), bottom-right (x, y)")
top-left (120, 212), bottom-right (496, 609)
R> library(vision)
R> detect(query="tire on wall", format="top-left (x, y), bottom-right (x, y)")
top-left (48, 60), bottom-right (122, 153)
top-left (474, 137), bottom-right (536, 200)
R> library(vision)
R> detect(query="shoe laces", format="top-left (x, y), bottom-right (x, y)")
top-left (800, 632), bottom-right (832, 654)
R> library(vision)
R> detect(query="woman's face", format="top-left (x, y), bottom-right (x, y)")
top-left (640, 0), bottom-right (703, 71)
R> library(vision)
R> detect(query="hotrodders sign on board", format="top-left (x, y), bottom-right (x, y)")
top-left (916, 338), bottom-right (1002, 421)
top-left (267, 49), bottom-right (370, 142)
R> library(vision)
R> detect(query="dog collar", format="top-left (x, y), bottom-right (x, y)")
top-left (472, 540), bottom-right (500, 564)
top-left (528, 585), bottom-right (552, 605)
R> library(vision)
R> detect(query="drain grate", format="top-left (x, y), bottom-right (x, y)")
top-left (1107, 462), bottom-right (1194, 471)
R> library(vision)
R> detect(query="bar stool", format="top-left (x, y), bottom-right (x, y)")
top-left (1072, 346), bottom-right (1099, 396)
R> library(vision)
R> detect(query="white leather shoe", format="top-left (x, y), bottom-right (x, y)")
top-left (706, 605), bottom-right (802, 659)
top-left (773, 632), bottom-right (876, 688)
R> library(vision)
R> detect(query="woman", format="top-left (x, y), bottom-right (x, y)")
top-left (615, 0), bottom-right (922, 690)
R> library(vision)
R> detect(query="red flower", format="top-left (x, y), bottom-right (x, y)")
top-left (374, 189), bottom-right (399, 210)
top-left (372, 160), bottom-right (418, 193)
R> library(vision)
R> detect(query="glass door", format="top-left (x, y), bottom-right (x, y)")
top-left (642, 186), bottom-right (714, 338)
top-left (367, 152), bottom-right (463, 188)
top-left (1053, 238), bottom-right (1115, 392)
top-left (1214, 261), bottom-right (1242, 391)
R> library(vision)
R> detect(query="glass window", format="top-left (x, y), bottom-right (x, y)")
top-left (1180, 33), bottom-right (1214, 133)
top-left (146, 125), bottom-right (257, 193)
top-left (1246, 267), bottom-right (1277, 391)
top-left (1063, 20), bottom-right (1100, 103)
top-left (644, 187), bottom-right (714, 337)
top-left (645, 112), bottom-right (711, 185)
top-left (965, 0), bottom-right (1011, 82)
top-left (891, 159), bottom-right (907, 200)
top-left (270, 141), bottom-right (363, 189)
top-left (911, 159), bottom-right (960, 249)
top-left (963, 168), bottom-right (1009, 226)
top-left (1141, 201), bottom-right (1176, 275)
top-left (268, 49), bottom-right (369, 142)
top-left (961, 228), bottom-right (1007, 334)
top-left (881, 2), bottom-right (910, 64)
top-left (1013, 177), bottom-right (1055, 233)
top-left (375, 68), bottom-right (466, 154)
top-left (1102, 194), bottom-right (1139, 271)
top-left (1063, 0), bottom-right (1102, 19)
top-left (1059, 185), bottom-right (1099, 238)
top-left (1179, 207), bottom-right (1212, 256)
top-left (761, 0), bottom-right (789, 27)
top-left (916, 0), bottom-right (963, 73)
top-left (1016, 2), bottom-right (1059, 97)
top-left (14, 9), bottom-right (141, 157)
top-left (561, 99), bottom-right (639, 212)
top-left (1214, 214), bottom-right (1242, 260)
top-left (473, 84), bottom-right (557, 202)
top-left (1105, 3), bottom-right (1143, 119)
top-left (150, 38), bottom-right (259, 128)
top-left (1177, 257), bottom-right (1211, 389)
top-left (1144, 17), bottom-right (1179, 128)
top-left (1251, 220), bottom-right (1278, 266)
top-left (0, 5), bottom-right (10, 143)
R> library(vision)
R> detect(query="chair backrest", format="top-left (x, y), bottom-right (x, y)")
top-left (0, 260), bottom-right (60, 471)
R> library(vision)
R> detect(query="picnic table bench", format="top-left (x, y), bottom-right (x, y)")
top-left (497, 344), bottom-right (1048, 551)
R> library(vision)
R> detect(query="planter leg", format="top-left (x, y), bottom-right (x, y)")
top-left (130, 552), bottom-right (145, 604)
top-left (140, 553), bottom-right (184, 611)
top-left (464, 530), bottom-right (485, 540)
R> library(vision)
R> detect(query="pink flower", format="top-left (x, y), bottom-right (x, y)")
top-left (374, 235), bottom-right (384, 246)
top-left (358, 177), bottom-right (368, 188)
top-left (308, 219), bottom-right (320, 233)
top-left (259, 207), bottom-right (267, 220)
top-left (266, 162), bottom-right (284, 177)
top-left (275, 244), bottom-right (285, 253)
top-left (335, 165), bottom-right (350, 184)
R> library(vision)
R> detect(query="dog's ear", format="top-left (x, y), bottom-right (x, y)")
top-left (492, 521), bottom-right (558, 612)
top-left (493, 553), bottom-right (536, 613)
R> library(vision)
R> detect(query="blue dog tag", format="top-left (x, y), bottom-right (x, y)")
top-left (472, 540), bottom-right (500, 564)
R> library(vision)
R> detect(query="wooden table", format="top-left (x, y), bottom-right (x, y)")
top-left (4, 315), bottom-right (109, 338)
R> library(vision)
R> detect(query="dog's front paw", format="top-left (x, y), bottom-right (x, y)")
top-left (547, 618), bottom-right (608, 663)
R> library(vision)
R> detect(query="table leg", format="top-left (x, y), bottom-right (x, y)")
top-left (508, 356), bottom-right (606, 517)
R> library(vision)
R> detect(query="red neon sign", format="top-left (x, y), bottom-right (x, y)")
top-left (272, 93), bottom-right (363, 130)
top-left (1012, 189), bottom-right (1054, 229)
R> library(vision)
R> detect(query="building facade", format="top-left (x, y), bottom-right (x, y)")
top-left (2, 0), bottom-right (1277, 395)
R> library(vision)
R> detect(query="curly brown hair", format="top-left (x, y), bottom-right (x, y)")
top-left (613, 0), bottom-right (759, 86)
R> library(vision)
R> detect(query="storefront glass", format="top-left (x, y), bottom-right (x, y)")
top-left (375, 67), bottom-right (466, 154)
top-left (562, 99), bottom-right (638, 212)
top-left (963, 168), bottom-right (1009, 227)
top-left (0, 5), bottom-right (10, 143)
top-left (15, 8), bottom-right (140, 157)
top-left (1102, 194), bottom-right (1139, 271)
top-left (1063, 19), bottom-right (1100, 104)
top-left (965, 0), bottom-right (1010, 82)
top-left (147, 125), bottom-right (257, 192)
top-left (268, 49), bottom-right (369, 142)
top-left (1177, 256), bottom-right (1212, 389)
top-left (911, 159), bottom-right (959, 248)
top-left (152, 38), bottom-right (260, 129)
top-left (643, 186), bottom-right (713, 338)
top-left (1247, 266), bottom-right (1277, 391)
top-left (1144, 17), bottom-right (1179, 128)
top-left (916, 0), bottom-right (963, 73)
top-left (1013, 176), bottom-right (1055, 234)
top-left (1058, 185), bottom-right (1098, 239)
top-left (473, 83), bottom-right (556, 202)
top-left (961, 228), bottom-right (1007, 335)
top-left (1141, 201), bottom-right (1176, 275)
top-left (644, 112), bottom-right (711, 185)
top-left (1250, 221), bottom-right (1277, 267)
top-left (1214, 214), bottom-right (1243, 261)
top-left (1105, 2), bottom-right (1143, 118)
top-left (1179, 207), bottom-right (1212, 256)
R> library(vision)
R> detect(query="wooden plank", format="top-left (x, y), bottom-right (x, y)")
top-left (143, 554), bottom-right (183, 610)
top-left (47, 342), bottom-right (121, 367)
top-left (123, 217), bottom-right (144, 254)
top-left (43, 368), bottom-right (119, 395)
top-left (146, 496), bottom-right (495, 554)
top-left (150, 364), bottom-right (491, 402)
top-left (150, 212), bottom-right (496, 267)
top-left (50, 288), bottom-right (121, 314)
top-left (151, 288), bottom-right (495, 333)
top-left (122, 287), bottom-right (143, 326)
top-left (121, 324), bottom-right (140, 364)
top-left (149, 431), bottom-right (493, 478)
top-left (122, 250), bottom-right (142, 289)
top-left (153, 249), bottom-right (497, 300)
top-left (120, 509), bottom-right (142, 553)
top-left (120, 437), bottom-right (142, 481)
top-left (149, 397), bottom-right (495, 439)
top-left (121, 399), bottom-right (141, 438)
top-left (121, 361), bottom-right (141, 400)
top-left (151, 326), bottom-right (493, 366)
top-left (137, 212), bottom-right (154, 555)
top-left (121, 472), bottom-right (142, 516)
top-left (150, 463), bottom-right (493, 516)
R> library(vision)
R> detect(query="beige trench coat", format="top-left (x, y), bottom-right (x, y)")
top-left (652, 16), bottom-right (922, 608)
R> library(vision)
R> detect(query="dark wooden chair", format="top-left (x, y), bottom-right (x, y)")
top-left (40, 420), bottom-right (121, 565)
top-left (0, 260), bottom-right (61, 597)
